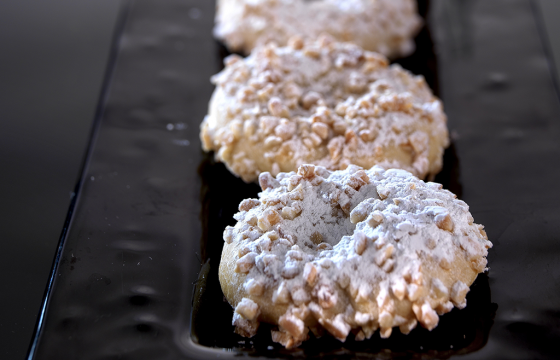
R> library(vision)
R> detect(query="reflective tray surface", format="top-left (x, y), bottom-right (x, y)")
top-left (29, 0), bottom-right (560, 359)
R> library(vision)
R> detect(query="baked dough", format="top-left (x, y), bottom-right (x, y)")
top-left (219, 164), bottom-right (492, 348)
top-left (201, 38), bottom-right (449, 183)
top-left (214, 0), bottom-right (422, 58)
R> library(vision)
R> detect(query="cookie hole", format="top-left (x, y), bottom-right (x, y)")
top-left (136, 324), bottom-right (153, 333)
top-left (280, 188), bottom-right (357, 248)
top-left (129, 295), bottom-right (150, 306)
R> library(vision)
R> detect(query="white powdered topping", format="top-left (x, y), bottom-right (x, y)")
top-left (201, 38), bottom-right (449, 183)
top-left (214, 0), bottom-right (422, 58)
top-left (273, 183), bottom-right (354, 247)
top-left (221, 164), bottom-right (492, 347)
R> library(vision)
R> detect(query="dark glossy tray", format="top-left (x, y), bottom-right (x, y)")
top-left (28, 0), bottom-right (560, 359)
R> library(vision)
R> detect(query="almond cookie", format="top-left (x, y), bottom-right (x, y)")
top-left (214, 0), bottom-right (422, 58)
top-left (219, 164), bottom-right (492, 348)
top-left (200, 38), bottom-right (449, 183)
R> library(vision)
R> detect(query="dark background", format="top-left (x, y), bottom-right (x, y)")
top-left (0, 1), bottom-right (121, 358)
top-left (0, 1), bottom-right (559, 359)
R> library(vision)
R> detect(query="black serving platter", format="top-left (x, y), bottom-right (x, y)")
top-left (28, 0), bottom-right (560, 359)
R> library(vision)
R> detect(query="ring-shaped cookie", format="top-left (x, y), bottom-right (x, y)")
top-left (219, 164), bottom-right (492, 348)
top-left (201, 38), bottom-right (449, 183)
top-left (214, 0), bottom-right (422, 58)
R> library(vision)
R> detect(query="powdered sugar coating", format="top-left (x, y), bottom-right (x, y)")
top-left (201, 38), bottom-right (449, 183)
top-left (214, 0), bottom-right (422, 58)
top-left (219, 164), bottom-right (492, 348)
